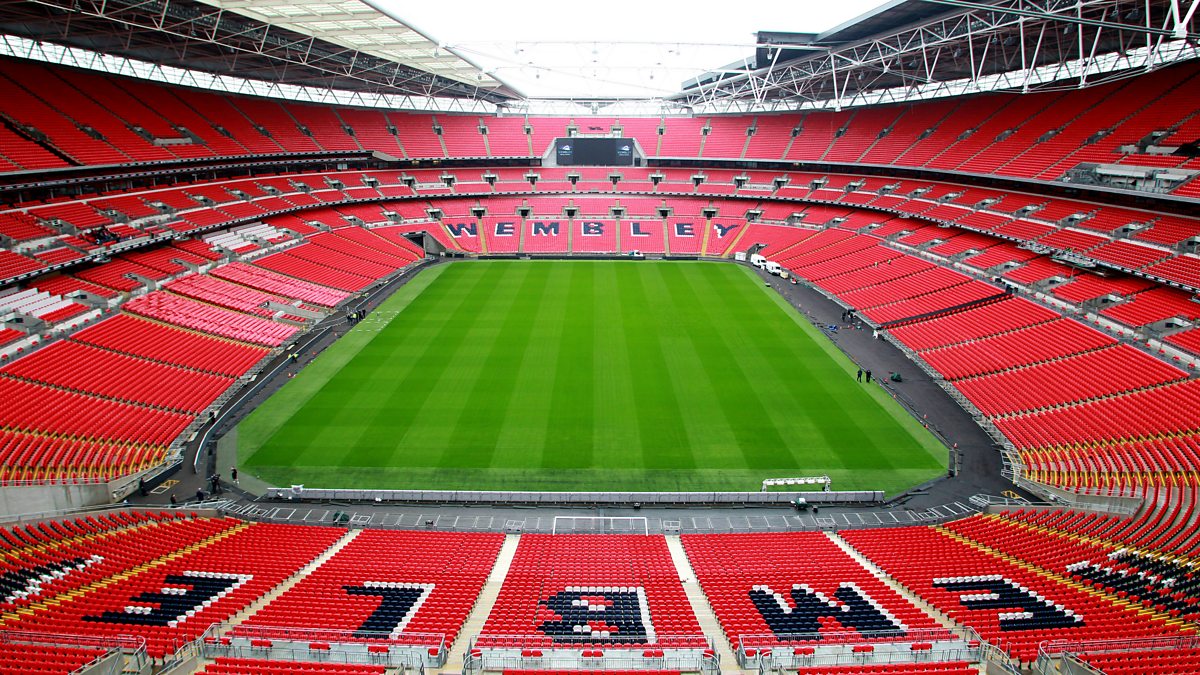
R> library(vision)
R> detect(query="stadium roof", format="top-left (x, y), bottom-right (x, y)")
top-left (0, 0), bottom-right (1196, 113)
top-left (0, 0), bottom-right (520, 103)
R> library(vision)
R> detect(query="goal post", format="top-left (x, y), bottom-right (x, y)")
top-left (551, 516), bottom-right (649, 535)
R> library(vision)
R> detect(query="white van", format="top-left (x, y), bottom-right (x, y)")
top-left (750, 254), bottom-right (767, 269)
top-left (766, 261), bottom-right (782, 275)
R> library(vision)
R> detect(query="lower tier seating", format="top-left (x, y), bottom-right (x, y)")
top-left (681, 532), bottom-right (946, 647)
top-left (1078, 646), bottom-right (1200, 674)
top-left (0, 641), bottom-right (109, 674)
top-left (197, 658), bottom-right (385, 674)
top-left (7, 520), bottom-right (345, 659)
top-left (478, 535), bottom-right (704, 649)
top-left (794, 664), bottom-right (974, 675)
top-left (238, 530), bottom-right (504, 649)
top-left (840, 527), bottom-right (1183, 663)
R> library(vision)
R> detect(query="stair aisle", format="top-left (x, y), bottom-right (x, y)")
top-left (664, 534), bottom-right (745, 672)
top-left (440, 533), bottom-right (521, 673)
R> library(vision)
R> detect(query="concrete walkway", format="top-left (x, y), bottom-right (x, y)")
top-left (440, 533), bottom-right (521, 673)
top-left (665, 535), bottom-right (747, 674)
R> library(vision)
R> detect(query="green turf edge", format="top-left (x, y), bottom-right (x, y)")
top-left (236, 261), bottom-right (948, 495)
top-left (236, 263), bottom-right (448, 459)
top-left (741, 264), bottom-right (949, 472)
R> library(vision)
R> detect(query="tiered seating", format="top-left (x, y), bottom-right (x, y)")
top-left (944, 512), bottom-right (1200, 617)
top-left (0, 289), bottom-right (89, 325)
top-left (0, 430), bottom-right (165, 482)
top-left (1145, 254), bottom-right (1200, 288)
top-left (478, 535), bottom-right (704, 648)
top-left (503, 671), bottom-right (681, 675)
top-left (794, 665), bottom-right (974, 675)
top-left (240, 530), bottom-right (503, 648)
top-left (735, 223), bottom-right (813, 257)
top-left (8, 520), bottom-right (344, 659)
top-left (123, 291), bottom-right (297, 346)
top-left (0, 250), bottom-right (45, 279)
top-left (207, 262), bottom-right (346, 308)
top-left (252, 238), bottom-right (391, 292)
top-left (888, 297), bottom-right (1058, 351)
top-left (571, 219), bottom-right (619, 253)
top-left (841, 526), bottom-right (1182, 663)
top-left (197, 659), bottom-right (385, 675)
top-left (1100, 287), bottom-right (1200, 326)
top-left (681, 533), bottom-right (946, 647)
top-left (623, 217), bottom-right (666, 254)
top-left (1050, 274), bottom-right (1154, 304)
top-left (0, 376), bottom-right (191, 446)
top-left (165, 274), bottom-right (301, 320)
top-left (995, 379), bottom-right (1200, 450)
top-left (1021, 436), bottom-right (1200, 493)
top-left (1, 340), bottom-right (233, 413)
top-left (664, 218), bottom-right (703, 255)
top-left (1166, 327), bottom-right (1200, 356)
top-left (1078, 646), bottom-right (1200, 674)
top-left (919, 319), bottom-right (1116, 380)
top-left (951, 345), bottom-right (1186, 416)
top-left (0, 512), bottom-right (221, 614)
top-left (70, 314), bottom-right (267, 376)
top-left (0, 641), bottom-right (109, 674)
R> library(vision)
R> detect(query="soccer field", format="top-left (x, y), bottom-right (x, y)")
top-left (237, 260), bottom-right (946, 493)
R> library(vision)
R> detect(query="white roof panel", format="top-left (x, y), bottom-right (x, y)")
top-left (198, 0), bottom-right (507, 89)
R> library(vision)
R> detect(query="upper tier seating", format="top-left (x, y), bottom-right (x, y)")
top-left (0, 56), bottom-right (1197, 198)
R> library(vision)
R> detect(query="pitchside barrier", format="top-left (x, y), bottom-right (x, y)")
top-left (738, 628), bottom-right (976, 670)
top-left (262, 487), bottom-right (884, 506)
top-left (199, 623), bottom-right (442, 668)
top-left (465, 634), bottom-right (718, 674)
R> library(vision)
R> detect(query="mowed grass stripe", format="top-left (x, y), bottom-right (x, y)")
top-left (239, 260), bottom-right (945, 493)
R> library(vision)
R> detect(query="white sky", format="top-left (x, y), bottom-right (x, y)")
top-left (383, 0), bottom-right (894, 98)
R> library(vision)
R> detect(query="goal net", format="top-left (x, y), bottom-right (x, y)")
top-left (551, 516), bottom-right (650, 535)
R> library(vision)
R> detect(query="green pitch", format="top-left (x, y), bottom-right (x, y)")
top-left (237, 261), bottom-right (946, 493)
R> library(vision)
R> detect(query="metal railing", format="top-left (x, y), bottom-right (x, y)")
top-left (465, 634), bottom-right (716, 674)
top-left (201, 622), bottom-right (443, 668)
top-left (0, 629), bottom-right (148, 674)
top-left (1036, 634), bottom-right (1200, 675)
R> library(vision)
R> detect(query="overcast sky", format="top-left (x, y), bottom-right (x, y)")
top-left (380, 1), bottom-right (893, 98)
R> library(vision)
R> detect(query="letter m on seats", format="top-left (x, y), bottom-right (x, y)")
top-left (749, 583), bottom-right (907, 638)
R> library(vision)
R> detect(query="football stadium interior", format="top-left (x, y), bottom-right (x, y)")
top-left (0, 0), bottom-right (1199, 672)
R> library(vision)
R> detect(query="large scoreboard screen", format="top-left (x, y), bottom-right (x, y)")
top-left (554, 137), bottom-right (635, 166)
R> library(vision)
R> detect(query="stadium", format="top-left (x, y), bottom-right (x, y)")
top-left (0, 0), bottom-right (1198, 672)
